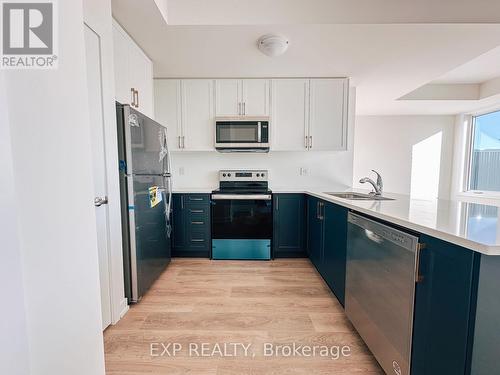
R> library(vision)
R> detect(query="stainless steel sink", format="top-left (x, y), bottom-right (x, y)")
top-left (325, 192), bottom-right (395, 201)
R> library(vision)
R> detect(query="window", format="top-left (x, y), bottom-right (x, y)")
top-left (468, 110), bottom-right (500, 192)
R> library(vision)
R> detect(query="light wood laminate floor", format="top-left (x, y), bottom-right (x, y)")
top-left (104, 258), bottom-right (383, 375)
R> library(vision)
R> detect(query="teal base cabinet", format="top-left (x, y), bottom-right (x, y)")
top-left (171, 193), bottom-right (211, 257)
top-left (411, 235), bottom-right (481, 375)
top-left (273, 194), bottom-right (307, 258)
top-left (307, 196), bottom-right (348, 306)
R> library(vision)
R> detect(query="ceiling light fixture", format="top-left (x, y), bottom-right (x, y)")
top-left (257, 34), bottom-right (289, 57)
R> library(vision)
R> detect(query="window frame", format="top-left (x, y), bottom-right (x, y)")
top-left (462, 108), bottom-right (500, 199)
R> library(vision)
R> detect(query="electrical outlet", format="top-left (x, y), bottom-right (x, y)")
top-left (179, 167), bottom-right (185, 176)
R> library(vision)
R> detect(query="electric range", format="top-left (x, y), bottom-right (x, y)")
top-left (211, 170), bottom-right (272, 260)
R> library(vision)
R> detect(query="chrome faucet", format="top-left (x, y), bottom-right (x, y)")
top-left (359, 170), bottom-right (383, 196)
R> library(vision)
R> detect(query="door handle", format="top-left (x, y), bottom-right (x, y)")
top-left (94, 196), bottom-right (108, 207)
top-left (134, 89), bottom-right (139, 108)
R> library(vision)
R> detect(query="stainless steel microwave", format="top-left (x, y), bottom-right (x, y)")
top-left (215, 117), bottom-right (270, 152)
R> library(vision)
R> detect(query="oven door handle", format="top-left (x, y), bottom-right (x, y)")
top-left (211, 194), bottom-right (272, 201)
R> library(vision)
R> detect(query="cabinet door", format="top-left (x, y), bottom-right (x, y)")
top-left (271, 79), bottom-right (309, 151)
top-left (112, 22), bottom-right (132, 105)
top-left (323, 202), bottom-right (348, 306)
top-left (181, 80), bottom-right (215, 151)
top-left (154, 79), bottom-right (182, 151)
top-left (411, 235), bottom-right (480, 375)
top-left (130, 45), bottom-right (154, 118)
top-left (241, 79), bottom-right (270, 116)
top-left (171, 194), bottom-right (186, 251)
top-left (273, 194), bottom-right (306, 257)
top-left (215, 79), bottom-right (241, 116)
top-left (307, 196), bottom-right (323, 271)
top-left (309, 78), bottom-right (348, 151)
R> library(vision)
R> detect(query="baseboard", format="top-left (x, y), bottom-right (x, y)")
top-left (172, 251), bottom-right (210, 258)
top-left (274, 251), bottom-right (308, 258)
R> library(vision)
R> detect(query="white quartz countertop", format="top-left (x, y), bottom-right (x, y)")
top-left (173, 186), bottom-right (500, 255)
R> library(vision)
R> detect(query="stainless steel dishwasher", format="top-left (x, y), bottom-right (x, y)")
top-left (345, 212), bottom-right (421, 375)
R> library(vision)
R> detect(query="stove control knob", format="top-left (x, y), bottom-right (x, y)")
top-left (228, 173), bottom-right (231, 177)
top-left (256, 173), bottom-right (260, 177)
top-left (223, 173), bottom-right (227, 177)
top-left (261, 173), bottom-right (265, 177)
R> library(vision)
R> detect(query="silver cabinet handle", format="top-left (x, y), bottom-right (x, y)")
top-left (189, 209), bottom-right (204, 213)
top-left (131, 88), bottom-right (135, 107)
top-left (309, 136), bottom-right (313, 149)
top-left (181, 195), bottom-right (184, 209)
top-left (135, 89), bottom-right (139, 108)
top-left (182, 136), bottom-right (185, 149)
top-left (178, 136), bottom-right (181, 149)
top-left (191, 239), bottom-right (205, 243)
top-left (238, 103), bottom-right (242, 115)
top-left (305, 136), bottom-right (309, 149)
top-left (243, 102), bottom-right (246, 115)
top-left (94, 196), bottom-right (108, 207)
top-left (191, 221), bottom-right (204, 225)
top-left (189, 197), bottom-right (203, 201)
top-left (275, 196), bottom-right (279, 211)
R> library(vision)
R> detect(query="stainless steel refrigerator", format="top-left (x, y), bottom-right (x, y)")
top-left (116, 103), bottom-right (172, 303)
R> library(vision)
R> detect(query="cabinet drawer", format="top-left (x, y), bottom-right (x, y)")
top-left (184, 194), bottom-right (209, 204)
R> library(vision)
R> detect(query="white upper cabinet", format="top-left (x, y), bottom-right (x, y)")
top-left (271, 79), bottom-right (309, 151)
top-left (308, 78), bottom-right (349, 151)
top-left (181, 80), bottom-right (215, 151)
top-left (155, 79), bottom-right (215, 151)
top-left (215, 79), bottom-right (241, 116)
top-left (112, 20), bottom-right (154, 118)
top-left (154, 79), bottom-right (182, 152)
top-left (241, 79), bottom-right (270, 116)
top-left (215, 79), bottom-right (270, 116)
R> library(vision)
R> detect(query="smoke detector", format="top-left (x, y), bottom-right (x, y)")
top-left (257, 35), bottom-right (289, 57)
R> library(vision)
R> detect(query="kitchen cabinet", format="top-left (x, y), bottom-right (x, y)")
top-left (154, 79), bottom-right (214, 151)
top-left (215, 79), bottom-right (270, 116)
top-left (307, 196), bottom-right (348, 305)
top-left (171, 194), bottom-right (211, 257)
top-left (112, 20), bottom-right (154, 118)
top-left (308, 78), bottom-right (349, 151)
top-left (271, 79), bottom-right (310, 151)
top-left (181, 80), bottom-right (215, 151)
top-left (411, 235), bottom-right (480, 375)
top-left (154, 79), bottom-right (182, 151)
top-left (271, 78), bottom-right (349, 151)
top-left (273, 194), bottom-right (307, 258)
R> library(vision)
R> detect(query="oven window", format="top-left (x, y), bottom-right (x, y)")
top-left (216, 123), bottom-right (258, 143)
top-left (212, 199), bottom-right (272, 239)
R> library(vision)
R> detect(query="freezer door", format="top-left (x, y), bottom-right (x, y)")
top-left (128, 174), bottom-right (171, 302)
top-left (124, 106), bottom-right (168, 176)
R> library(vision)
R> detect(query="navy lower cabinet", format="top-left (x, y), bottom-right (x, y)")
top-left (273, 194), bottom-right (307, 258)
top-left (307, 196), bottom-right (348, 306)
top-left (171, 193), bottom-right (211, 257)
top-left (411, 234), bottom-right (481, 375)
top-left (322, 202), bottom-right (348, 306)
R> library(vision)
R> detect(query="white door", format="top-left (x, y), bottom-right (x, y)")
top-left (181, 79), bottom-right (215, 151)
top-left (112, 22), bottom-right (131, 105)
top-left (84, 25), bottom-right (112, 330)
top-left (215, 79), bottom-right (241, 116)
top-left (308, 78), bottom-right (348, 151)
top-left (271, 79), bottom-right (309, 151)
top-left (154, 79), bottom-right (183, 151)
top-left (241, 79), bottom-right (270, 116)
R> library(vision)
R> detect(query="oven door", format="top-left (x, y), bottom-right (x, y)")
top-left (211, 194), bottom-right (272, 260)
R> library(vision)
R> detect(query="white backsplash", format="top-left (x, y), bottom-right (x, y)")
top-left (170, 150), bottom-right (354, 190)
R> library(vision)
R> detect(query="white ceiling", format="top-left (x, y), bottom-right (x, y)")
top-left (112, 0), bottom-right (500, 115)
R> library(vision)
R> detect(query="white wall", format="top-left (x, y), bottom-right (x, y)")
top-left (353, 115), bottom-right (455, 198)
top-left (83, 0), bottom-right (128, 324)
top-left (0, 73), bottom-right (30, 375)
top-left (3, 0), bottom-right (105, 374)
